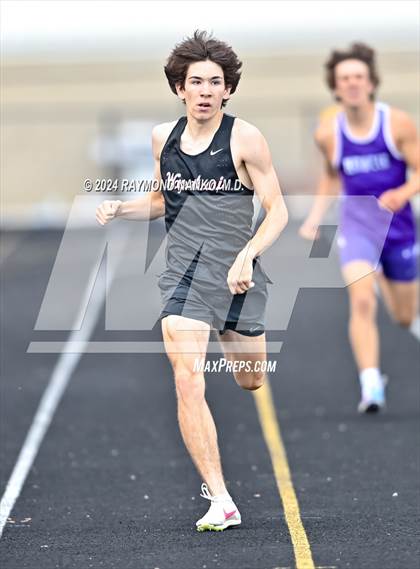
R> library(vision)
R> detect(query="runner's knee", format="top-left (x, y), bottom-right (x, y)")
top-left (235, 369), bottom-right (265, 391)
top-left (174, 370), bottom-right (205, 403)
top-left (351, 293), bottom-right (377, 319)
top-left (394, 312), bottom-right (415, 328)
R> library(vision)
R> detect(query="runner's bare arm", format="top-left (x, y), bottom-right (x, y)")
top-left (299, 121), bottom-right (341, 240)
top-left (241, 125), bottom-right (288, 258)
top-left (227, 122), bottom-right (287, 294)
top-left (95, 124), bottom-right (171, 225)
top-left (379, 109), bottom-right (420, 212)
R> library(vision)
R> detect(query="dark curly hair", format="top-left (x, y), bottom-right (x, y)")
top-left (164, 30), bottom-right (242, 108)
top-left (325, 42), bottom-right (380, 100)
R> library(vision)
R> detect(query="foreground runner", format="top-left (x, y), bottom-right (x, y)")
top-left (96, 31), bottom-right (288, 530)
top-left (300, 42), bottom-right (419, 413)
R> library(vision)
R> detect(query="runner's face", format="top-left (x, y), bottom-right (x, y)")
top-left (334, 59), bottom-right (374, 107)
top-left (177, 60), bottom-right (231, 119)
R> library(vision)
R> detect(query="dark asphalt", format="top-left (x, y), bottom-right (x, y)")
top-left (1, 226), bottom-right (419, 569)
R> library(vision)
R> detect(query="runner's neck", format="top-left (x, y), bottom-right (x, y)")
top-left (344, 102), bottom-right (376, 138)
top-left (184, 111), bottom-right (224, 142)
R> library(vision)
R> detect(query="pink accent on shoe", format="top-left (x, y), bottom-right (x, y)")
top-left (224, 509), bottom-right (237, 520)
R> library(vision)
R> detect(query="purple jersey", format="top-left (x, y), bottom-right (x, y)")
top-left (334, 102), bottom-right (416, 245)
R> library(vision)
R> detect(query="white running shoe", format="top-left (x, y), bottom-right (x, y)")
top-left (196, 483), bottom-right (241, 532)
top-left (358, 374), bottom-right (388, 414)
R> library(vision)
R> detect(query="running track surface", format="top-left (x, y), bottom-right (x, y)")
top-left (1, 223), bottom-right (419, 569)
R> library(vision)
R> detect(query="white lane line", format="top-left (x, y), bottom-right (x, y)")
top-left (0, 226), bottom-right (129, 538)
top-left (409, 313), bottom-right (420, 342)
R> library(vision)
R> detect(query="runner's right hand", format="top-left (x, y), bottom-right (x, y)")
top-left (96, 200), bottom-right (122, 226)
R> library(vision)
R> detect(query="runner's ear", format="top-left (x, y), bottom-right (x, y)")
top-left (175, 82), bottom-right (185, 100)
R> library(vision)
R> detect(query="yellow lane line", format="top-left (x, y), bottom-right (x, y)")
top-left (253, 377), bottom-right (316, 569)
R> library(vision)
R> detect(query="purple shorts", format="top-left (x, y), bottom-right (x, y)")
top-left (338, 232), bottom-right (419, 282)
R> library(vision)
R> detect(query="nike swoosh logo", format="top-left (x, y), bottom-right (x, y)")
top-left (210, 148), bottom-right (223, 156)
top-left (224, 509), bottom-right (237, 520)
